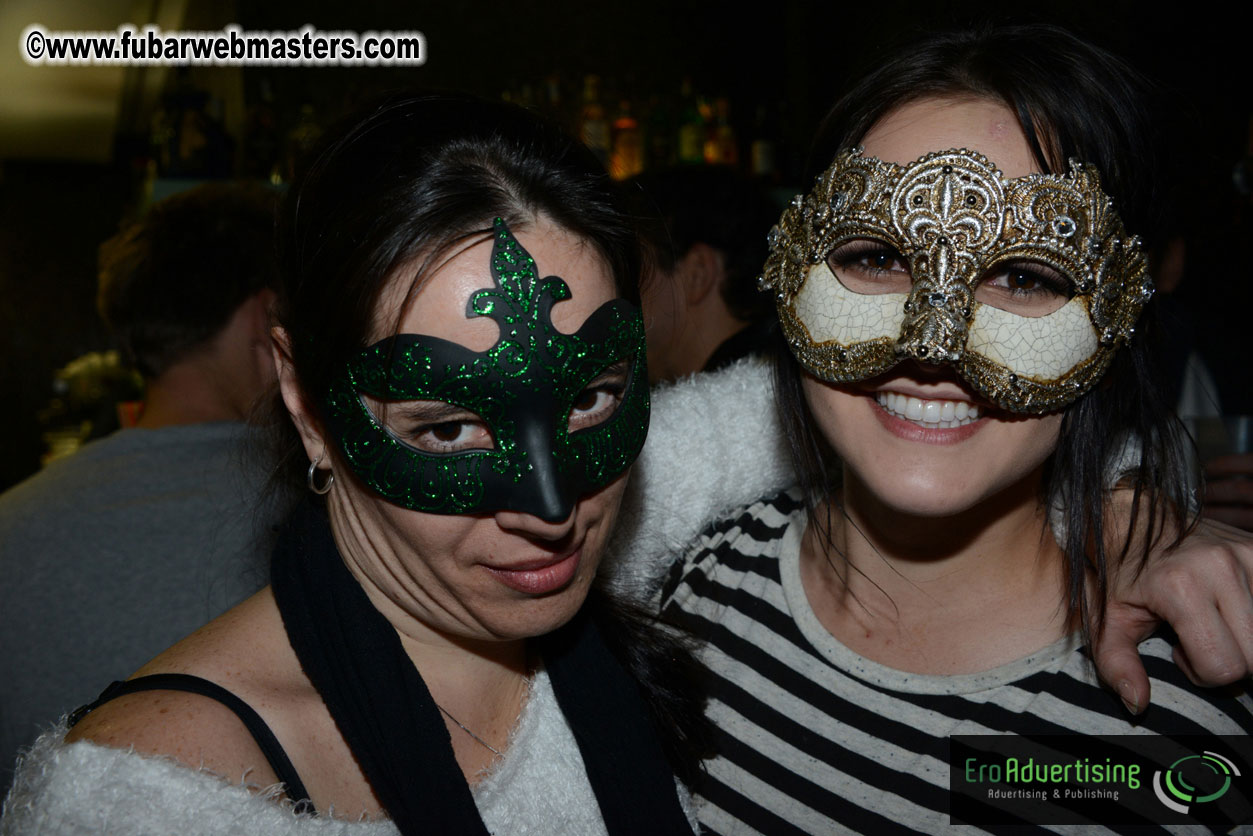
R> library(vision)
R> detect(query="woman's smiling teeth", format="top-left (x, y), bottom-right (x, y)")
top-left (876, 391), bottom-right (981, 428)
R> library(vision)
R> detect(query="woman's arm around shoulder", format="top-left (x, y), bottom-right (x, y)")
top-left (603, 359), bottom-right (796, 599)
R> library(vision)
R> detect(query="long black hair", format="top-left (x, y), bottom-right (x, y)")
top-left (273, 91), bottom-right (712, 782)
top-left (775, 24), bottom-right (1194, 642)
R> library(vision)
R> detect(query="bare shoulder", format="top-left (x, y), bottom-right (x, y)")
top-left (65, 685), bottom-right (284, 787)
top-left (64, 587), bottom-right (379, 816)
top-left (65, 587), bottom-right (298, 788)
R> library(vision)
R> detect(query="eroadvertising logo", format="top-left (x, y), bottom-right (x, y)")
top-left (949, 735), bottom-right (1253, 828)
top-left (1153, 751), bottom-right (1240, 814)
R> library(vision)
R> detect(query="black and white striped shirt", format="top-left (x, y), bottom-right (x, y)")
top-left (659, 488), bottom-right (1253, 835)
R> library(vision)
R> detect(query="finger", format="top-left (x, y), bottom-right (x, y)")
top-left (1142, 546), bottom-right (1253, 681)
top-left (1215, 554), bottom-right (1253, 674)
top-left (1161, 590), bottom-right (1250, 685)
top-left (1127, 516), bottom-right (1253, 687)
top-left (1172, 644), bottom-right (1201, 685)
top-left (1089, 617), bottom-right (1151, 714)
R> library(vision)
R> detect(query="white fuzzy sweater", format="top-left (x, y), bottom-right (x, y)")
top-left (604, 359), bottom-right (793, 597)
top-left (3, 666), bottom-right (706, 836)
top-left (1, 361), bottom-right (790, 836)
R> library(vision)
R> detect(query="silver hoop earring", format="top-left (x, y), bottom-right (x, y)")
top-left (307, 454), bottom-right (334, 495)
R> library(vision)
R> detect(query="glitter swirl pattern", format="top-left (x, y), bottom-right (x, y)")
top-left (322, 219), bottom-right (649, 518)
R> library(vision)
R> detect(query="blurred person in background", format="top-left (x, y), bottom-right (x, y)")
top-left (0, 182), bottom-right (289, 790)
top-left (1154, 234), bottom-right (1253, 531)
top-left (627, 167), bottom-right (780, 382)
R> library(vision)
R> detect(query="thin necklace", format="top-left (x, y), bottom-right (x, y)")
top-left (436, 703), bottom-right (502, 757)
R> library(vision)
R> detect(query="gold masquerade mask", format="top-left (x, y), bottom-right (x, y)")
top-left (760, 148), bottom-right (1154, 413)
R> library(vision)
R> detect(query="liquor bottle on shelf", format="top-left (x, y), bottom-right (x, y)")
top-left (749, 102), bottom-right (778, 183)
top-left (282, 103), bottom-right (322, 183)
top-left (676, 78), bottom-right (705, 165)
top-left (609, 99), bottom-right (644, 180)
top-left (499, 79), bottom-right (520, 106)
top-left (645, 93), bottom-right (674, 170)
top-left (150, 71), bottom-right (233, 179)
top-left (579, 75), bottom-right (610, 166)
top-left (704, 97), bottom-right (738, 167)
top-left (516, 82), bottom-right (537, 111)
top-left (242, 78), bottom-right (280, 183)
top-left (541, 73), bottom-right (569, 131)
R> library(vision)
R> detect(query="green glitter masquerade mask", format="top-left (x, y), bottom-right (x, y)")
top-left (322, 219), bottom-right (649, 521)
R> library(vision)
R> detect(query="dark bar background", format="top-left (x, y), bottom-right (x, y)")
top-left (1, 0), bottom-right (1248, 491)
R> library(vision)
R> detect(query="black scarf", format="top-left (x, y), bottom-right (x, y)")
top-left (270, 501), bottom-right (694, 835)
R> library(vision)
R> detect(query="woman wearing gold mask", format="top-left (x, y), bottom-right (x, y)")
top-left (658, 24), bottom-right (1253, 833)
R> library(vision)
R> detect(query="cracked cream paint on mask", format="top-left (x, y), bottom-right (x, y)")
top-left (760, 148), bottom-right (1154, 413)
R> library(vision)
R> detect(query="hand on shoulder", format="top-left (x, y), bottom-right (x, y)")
top-left (1092, 512), bottom-right (1253, 713)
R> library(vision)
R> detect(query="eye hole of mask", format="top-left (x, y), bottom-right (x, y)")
top-left (365, 397), bottom-right (497, 455)
top-left (358, 357), bottom-right (634, 455)
top-left (827, 239), bottom-right (912, 295)
top-left (826, 240), bottom-right (1075, 318)
top-left (569, 359), bottom-right (631, 434)
top-left (974, 261), bottom-right (1075, 317)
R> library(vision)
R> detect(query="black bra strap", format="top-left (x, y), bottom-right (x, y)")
top-left (69, 673), bottom-right (313, 813)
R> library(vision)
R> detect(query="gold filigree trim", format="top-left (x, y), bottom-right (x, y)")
top-left (761, 148), bottom-right (1153, 414)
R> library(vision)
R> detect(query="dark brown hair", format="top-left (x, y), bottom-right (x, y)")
top-left (98, 182), bottom-right (278, 379)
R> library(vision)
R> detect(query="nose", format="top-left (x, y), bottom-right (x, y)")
top-left (494, 506), bottom-right (577, 542)
top-left (511, 419), bottom-right (577, 523)
top-left (895, 280), bottom-right (974, 366)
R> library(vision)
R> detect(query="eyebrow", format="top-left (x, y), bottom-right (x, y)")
top-left (381, 400), bottom-right (477, 424)
top-left (586, 360), bottom-right (629, 387)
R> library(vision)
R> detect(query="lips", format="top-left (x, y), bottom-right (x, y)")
top-left (484, 548), bottom-right (581, 595)
top-left (869, 389), bottom-right (988, 444)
